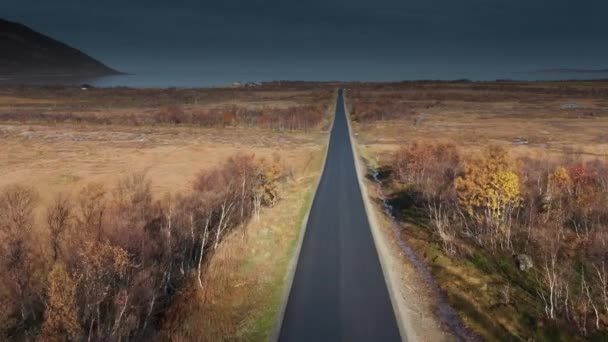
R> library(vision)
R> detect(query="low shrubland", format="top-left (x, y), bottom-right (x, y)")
top-left (348, 81), bottom-right (608, 124)
top-left (0, 103), bottom-right (328, 130)
top-left (0, 84), bottom-right (334, 130)
top-left (0, 154), bottom-right (286, 340)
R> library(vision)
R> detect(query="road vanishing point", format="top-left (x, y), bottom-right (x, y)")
top-left (278, 89), bottom-right (402, 341)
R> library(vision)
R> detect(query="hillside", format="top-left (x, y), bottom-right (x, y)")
top-left (0, 18), bottom-right (120, 76)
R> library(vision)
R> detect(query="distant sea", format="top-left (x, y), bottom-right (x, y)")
top-left (2, 63), bottom-right (608, 88)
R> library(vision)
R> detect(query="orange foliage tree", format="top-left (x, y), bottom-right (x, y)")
top-left (41, 263), bottom-right (81, 341)
top-left (455, 146), bottom-right (521, 248)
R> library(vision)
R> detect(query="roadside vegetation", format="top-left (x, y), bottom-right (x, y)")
top-left (0, 154), bottom-right (287, 340)
top-left (349, 81), bottom-right (608, 340)
top-left (383, 141), bottom-right (608, 339)
top-left (0, 84), bottom-right (333, 340)
top-left (161, 149), bottom-right (325, 340)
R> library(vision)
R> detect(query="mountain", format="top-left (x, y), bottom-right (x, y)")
top-left (0, 18), bottom-right (121, 76)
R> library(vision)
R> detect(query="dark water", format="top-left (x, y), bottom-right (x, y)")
top-left (94, 65), bottom-right (608, 88)
top-left (2, 62), bottom-right (608, 88)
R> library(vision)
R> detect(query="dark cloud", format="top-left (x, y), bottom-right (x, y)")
top-left (1, 0), bottom-right (606, 71)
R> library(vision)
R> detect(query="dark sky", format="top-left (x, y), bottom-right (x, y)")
top-left (2, 0), bottom-right (607, 73)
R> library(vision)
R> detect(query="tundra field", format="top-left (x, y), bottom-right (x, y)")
top-left (348, 80), bottom-right (608, 340)
top-left (0, 83), bottom-right (334, 340)
top-left (3, 80), bottom-right (608, 341)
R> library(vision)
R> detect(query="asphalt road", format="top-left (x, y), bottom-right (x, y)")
top-left (279, 89), bottom-right (402, 341)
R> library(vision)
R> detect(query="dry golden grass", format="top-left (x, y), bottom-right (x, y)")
top-left (0, 123), bottom-right (324, 214)
top-left (0, 85), bottom-right (334, 209)
top-left (350, 81), bottom-right (608, 163)
top-left (0, 95), bottom-right (60, 105)
top-left (0, 85), bottom-right (332, 113)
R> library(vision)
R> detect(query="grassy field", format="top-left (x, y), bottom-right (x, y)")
top-left (0, 84), bottom-right (333, 340)
top-left (0, 83), bottom-right (334, 208)
top-left (0, 123), bottom-right (323, 211)
top-left (0, 83), bottom-right (334, 128)
top-left (348, 81), bottom-right (608, 340)
top-left (349, 81), bottom-right (608, 160)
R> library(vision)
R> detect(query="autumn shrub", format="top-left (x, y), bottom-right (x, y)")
top-left (0, 103), bottom-right (328, 131)
top-left (41, 263), bottom-right (81, 341)
top-left (76, 183), bottom-right (107, 241)
top-left (254, 154), bottom-right (285, 209)
top-left (391, 141), bottom-right (461, 253)
top-left (46, 194), bottom-right (72, 262)
top-left (0, 185), bottom-right (45, 340)
top-left (549, 166), bottom-right (572, 195)
top-left (0, 85), bottom-right (335, 129)
top-left (455, 147), bottom-right (520, 216)
top-left (350, 99), bottom-right (415, 123)
top-left (392, 140), bottom-right (461, 199)
top-left (385, 140), bottom-right (608, 337)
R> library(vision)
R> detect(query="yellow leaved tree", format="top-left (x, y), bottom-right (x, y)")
top-left (455, 146), bottom-right (521, 248)
top-left (252, 155), bottom-right (284, 220)
top-left (549, 166), bottom-right (572, 192)
top-left (487, 170), bottom-right (521, 219)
